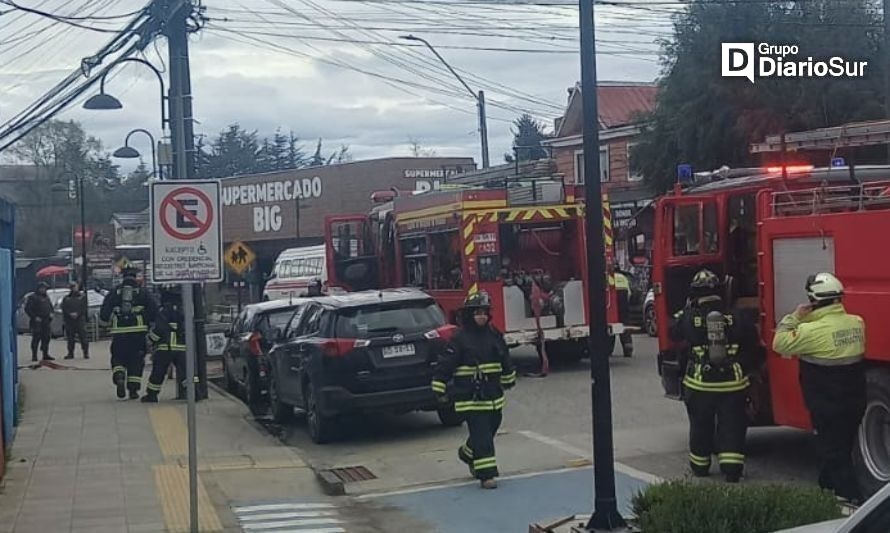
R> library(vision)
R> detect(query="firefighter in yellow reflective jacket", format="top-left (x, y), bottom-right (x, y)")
top-left (614, 267), bottom-right (633, 357)
top-left (670, 269), bottom-right (758, 482)
top-left (99, 266), bottom-right (157, 400)
top-left (432, 291), bottom-right (516, 489)
top-left (142, 286), bottom-right (186, 403)
top-left (772, 272), bottom-right (866, 503)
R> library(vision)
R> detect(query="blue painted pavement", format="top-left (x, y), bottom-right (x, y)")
top-left (372, 467), bottom-right (649, 533)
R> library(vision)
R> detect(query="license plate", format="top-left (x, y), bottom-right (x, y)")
top-left (382, 344), bottom-right (415, 358)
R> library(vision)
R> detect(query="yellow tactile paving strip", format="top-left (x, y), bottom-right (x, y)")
top-left (154, 463), bottom-right (223, 532)
top-left (149, 406), bottom-right (189, 457)
top-left (149, 407), bottom-right (223, 532)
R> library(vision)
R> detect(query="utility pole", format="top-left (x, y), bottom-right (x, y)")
top-left (166, 0), bottom-right (208, 402)
top-left (165, 1), bottom-right (200, 531)
top-left (579, 0), bottom-right (625, 530)
top-left (478, 90), bottom-right (490, 169)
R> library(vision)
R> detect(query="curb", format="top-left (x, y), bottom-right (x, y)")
top-left (206, 380), bottom-right (346, 496)
top-left (313, 468), bottom-right (346, 497)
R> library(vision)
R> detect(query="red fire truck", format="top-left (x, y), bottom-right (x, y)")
top-left (323, 178), bottom-right (626, 362)
top-left (653, 147), bottom-right (890, 495)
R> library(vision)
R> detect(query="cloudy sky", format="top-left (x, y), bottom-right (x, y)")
top-left (0, 0), bottom-right (672, 171)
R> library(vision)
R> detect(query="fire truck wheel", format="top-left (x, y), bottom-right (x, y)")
top-left (853, 368), bottom-right (890, 499)
top-left (437, 405), bottom-right (463, 427)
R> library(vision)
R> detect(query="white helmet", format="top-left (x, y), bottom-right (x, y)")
top-left (806, 273), bottom-right (844, 302)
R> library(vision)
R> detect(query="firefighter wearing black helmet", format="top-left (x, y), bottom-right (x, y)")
top-left (431, 291), bottom-right (517, 489)
top-left (143, 285), bottom-right (187, 403)
top-left (99, 265), bottom-right (157, 399)
top-left (670, 269), bottom-right (757, 482)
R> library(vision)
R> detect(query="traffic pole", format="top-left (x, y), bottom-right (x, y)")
top-left (166, 1), bottom-right (199, 530)
top-left (579, 0), bottom-right (626, 530)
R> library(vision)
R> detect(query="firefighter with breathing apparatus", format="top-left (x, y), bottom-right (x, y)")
top-left (772, 272), bottom-right (866, 504)
top-left (99, 265), bottom-right (157, 400)
top-left (431, 291), bottom-right (517, 489)
top-left (670, 269), bottom-right (757, 482)
top-left (143, 285), bottom-right (187, 403)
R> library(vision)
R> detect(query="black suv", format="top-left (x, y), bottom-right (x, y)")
top-left (267, 288), bottom-right (458, 443)
top-left (223, 299), bottom-right (307, 415)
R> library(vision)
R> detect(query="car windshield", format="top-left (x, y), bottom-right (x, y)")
top-left (335, 301), bottom-right (445, 338)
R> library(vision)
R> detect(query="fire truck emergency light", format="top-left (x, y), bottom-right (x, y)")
top-left (766, 165), bottom-right (814, 174)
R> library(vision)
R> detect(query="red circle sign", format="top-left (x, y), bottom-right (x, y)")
top-left (159, 186), bottom-right (214, 240)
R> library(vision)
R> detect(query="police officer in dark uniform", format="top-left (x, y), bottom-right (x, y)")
top-left (670, 269), bottom-right (757, 482)
top-left (432, 291), bottom-right (517, 489)
top-left (143, 286), bottom-right (186, 403)
top-left (99, 265), bottom-right (157, 399)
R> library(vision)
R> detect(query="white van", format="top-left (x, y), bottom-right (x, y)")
top-left (263, 245), bottom-right (327, 301)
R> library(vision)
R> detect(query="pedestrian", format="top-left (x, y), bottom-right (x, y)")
top-left (99, 265), bottom-right (157, 400)
top-left (772, 272), bottom-right (865, 504)
top-left (61, 282), bottom-right (90, 359)
top-left (431, 291), bottom-right (517, 489)
top-left (614, 265), bottom-right (634, 357)
top-left (670, 269), bottom-right (757, 483)
top-left (142, 286), bottom-right (186, 403)
top-left (25, 282), bottom-right (54, 362)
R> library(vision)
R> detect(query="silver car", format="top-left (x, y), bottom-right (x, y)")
top-left (16, 289), bottom-right (107, 338)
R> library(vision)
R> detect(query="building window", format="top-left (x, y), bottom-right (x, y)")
top-left (627, 141), bottom-right (643, 182)
top-left (574, 147), bottom-right (610, 184)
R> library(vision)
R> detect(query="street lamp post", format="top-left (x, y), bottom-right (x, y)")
top-left (83, 57), bottom-right (169, 131)
top-left (113, 128), bottom-right (160, 179)
top-left (53, 171), bottom-right (87, 287)
top-left (400, 34), bottom-right (490, 169)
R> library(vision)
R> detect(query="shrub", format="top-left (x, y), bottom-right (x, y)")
top-left (631, 480), bottom-right (843, 533)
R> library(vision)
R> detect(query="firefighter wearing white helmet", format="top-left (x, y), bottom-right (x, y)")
top-left (670, 269), bottom-right (759, 483)
top-left (773, 272), bottom-right (866, 503)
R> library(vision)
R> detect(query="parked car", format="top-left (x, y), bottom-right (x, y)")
top-left (267, 288), bottom-right (457, 443)
top-left (643, 288), bottom-right (656, 337)
top-left (775, 481), bottom-right (890, 532)
top-left (222, 299), bottom-right (309, 415)
top-left (16, 288), bottom-right (106, 338)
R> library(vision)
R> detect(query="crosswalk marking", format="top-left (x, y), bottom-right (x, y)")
top-left (232, 501), bottom-right (347, 532)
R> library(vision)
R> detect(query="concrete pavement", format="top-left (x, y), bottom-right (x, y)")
top-left (0, 337), bottom-right (325, 532)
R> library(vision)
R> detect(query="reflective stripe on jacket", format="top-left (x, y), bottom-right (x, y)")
top-left (772, 303), bottom-right (865, 366)
top-left (149, 323), bottom-right (186, 352)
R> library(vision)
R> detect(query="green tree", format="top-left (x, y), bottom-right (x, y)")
top-left (632, 0), bottom-right (885, 192)
top-left (506, 113), bottom-right (548, 163)
top-left (195, 123), bottom-right (262, 178)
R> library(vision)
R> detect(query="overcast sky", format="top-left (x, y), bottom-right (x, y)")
top-left (0, 0), bottom-right (669, 171)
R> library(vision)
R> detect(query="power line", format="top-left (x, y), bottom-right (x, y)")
top-left (0, 0), bottom-right (130, 32)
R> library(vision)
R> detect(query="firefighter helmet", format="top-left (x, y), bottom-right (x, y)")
top-left (463, 291), bottom-right (491, 310)
top-left (690, 269), bottom-right (721, 297)
top-left (121, 264), bottom-right (140, 279)
top-left (806, 272), bottom-right (844, 302)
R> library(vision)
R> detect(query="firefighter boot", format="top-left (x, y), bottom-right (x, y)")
top-left (113, 372), bottom-right (126, 399)
top-left (129, 389), bottom-right (140, 400)
top-left (141, 391), bottom-right (158, 403)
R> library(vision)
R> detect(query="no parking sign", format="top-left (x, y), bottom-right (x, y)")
top-left (151, 180), bottom-right (223, 283)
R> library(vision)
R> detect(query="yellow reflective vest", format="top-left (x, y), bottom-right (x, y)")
top-left (614, 272), bottom-right (631, 291)
top-left (773, 303), bottom-right (865, 366)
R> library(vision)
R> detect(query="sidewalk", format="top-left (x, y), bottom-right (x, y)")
top-left (0, 338), bottom-right (324, 533)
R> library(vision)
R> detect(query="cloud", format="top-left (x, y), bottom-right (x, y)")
top-left (0, 0), bottom-right (663, 171)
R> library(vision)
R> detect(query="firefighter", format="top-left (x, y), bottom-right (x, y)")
top-left (772, 272), bottom-right (865, 503)
top-left (614, 266), bottom-right (634, 357)
top-left (670, 269), bottom-right (756, 483)
top-left (61, 282), bottom-right (89, 360)
top-left (25, 282), bottom-right (54, 362)
top-left (142, 286), bottom-right (186, 403)
top-left (99, 265), bottom-right (157, 400)
top-left (431, 291), bottom-right (517, 489)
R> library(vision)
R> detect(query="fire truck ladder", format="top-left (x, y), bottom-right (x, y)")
top-left (770, 182), bottom-right (890, 217)
top-left (750, 120), bottom-right (890, 153)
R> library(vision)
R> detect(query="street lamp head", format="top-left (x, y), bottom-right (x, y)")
top-left (113, 146), bottom-right (141, 159)
top-left (83, 91), bottom-right (122, 110)
top-left (399, 34), bottom-right (420, 41)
